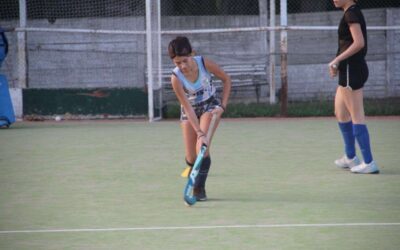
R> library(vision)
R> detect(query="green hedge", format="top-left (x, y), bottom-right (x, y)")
top-left (23, 88), bottom-right (147, 116)
top-left (164, 98), bottom-right (400, 118)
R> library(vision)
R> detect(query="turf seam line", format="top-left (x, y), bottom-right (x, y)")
top-left (1, 222), bottom-right (400, 234)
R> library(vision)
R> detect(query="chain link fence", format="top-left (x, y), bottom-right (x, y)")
top-left (2, 0), bottom-right (399, 20)
top-left (0, 0), bottom-right (399, 118)
top-left (1, 0), bottom-right (147, 89)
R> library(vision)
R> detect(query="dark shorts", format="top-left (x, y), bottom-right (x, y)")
top-left (181, 97), bottom-right (221, 121)
top-left (338, 61), bottom-right (369, 90)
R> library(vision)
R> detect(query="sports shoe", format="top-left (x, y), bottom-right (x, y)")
top-left (351, 161), bottom-right (380, 174)
top-left (334, 155), bottom-right (361, 169)
top-left (193, 187), bottom-right (207, 201)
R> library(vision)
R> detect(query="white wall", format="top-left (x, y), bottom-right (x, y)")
top-left (1, 8), bottom-right (399, 103)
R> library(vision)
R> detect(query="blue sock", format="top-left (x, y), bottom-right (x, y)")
top-left (353, 124), bottom-right (373, 164)
top-left (338, 121), bottom-right (356, 159)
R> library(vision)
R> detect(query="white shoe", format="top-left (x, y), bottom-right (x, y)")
top-left (334, 155), bottom-right (361, 169)
top-left (350, 161), bottom-right (380, 174)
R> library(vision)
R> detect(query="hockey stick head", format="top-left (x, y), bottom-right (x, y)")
top-left (184, 193), bottom-right (197, 206)
top-left (182, 113), bottom-right (218, 206)
top-left (183, 144), bottom-right (207, 207)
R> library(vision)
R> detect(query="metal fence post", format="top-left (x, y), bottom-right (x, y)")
top-left (146, 0), bottom-right (154, 121)
top-left (18, 0), bottom-right (27, 89)
top-left (280, 0), bottom-right (288, 116)
top-left (269, 0), bottom-right (276, 104)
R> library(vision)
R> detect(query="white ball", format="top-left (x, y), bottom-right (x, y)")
top-left (55, 116), bottom-right (62, 121)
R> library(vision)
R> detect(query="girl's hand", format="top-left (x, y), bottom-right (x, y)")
top-left (329, 60), bottom-right (339, 78)
top-left (212, 105), bottom-right (225, 117)
top-left (197, 132), bottom-right (209, 148)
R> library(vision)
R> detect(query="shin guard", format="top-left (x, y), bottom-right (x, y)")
top-left (338, 121), bottom-right (356, 159)
top-left (195, 156), bottom-right (211, 189)
top-left (353, 124), bottom-right (373, 164)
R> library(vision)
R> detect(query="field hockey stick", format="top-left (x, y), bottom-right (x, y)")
top-left (183, 113), bottom-right (218, 206)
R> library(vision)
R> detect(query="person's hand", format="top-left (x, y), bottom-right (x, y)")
top-left (196, 132), bottom-right (209, 148)
top-left (212, 105), bottom-right (225, 117)
top-left (329, 60), bottom-right (339, 78)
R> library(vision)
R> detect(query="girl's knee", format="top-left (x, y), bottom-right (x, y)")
top-left (335, 109), bottom-right (351, 122)
top-left (350, 114), bottom-right (365, 124)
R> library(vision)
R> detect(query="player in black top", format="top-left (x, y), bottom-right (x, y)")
top-left (329, 0), bottom-right (379, 174)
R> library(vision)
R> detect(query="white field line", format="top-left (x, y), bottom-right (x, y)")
top-left (1, 222), bottom-right (400, 234)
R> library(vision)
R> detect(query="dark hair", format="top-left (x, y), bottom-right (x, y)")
top-left (168, 36), bottom-right (192, 59)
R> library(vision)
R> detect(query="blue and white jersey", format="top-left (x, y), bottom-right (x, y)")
top-left (173, 56), bottom-right (216, 106)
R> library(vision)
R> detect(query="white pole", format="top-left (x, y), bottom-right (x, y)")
top-left (385, 9), bottom-right (393, 97)
top-left (157, 0), bottom-right (162, 119)
top-left (259, 0), bottom-right (268, 104)
top-left (146, 0), bottom-right (154, 122)
top-left (259, 0), bottom-right (268, 53)
top-left (269, 0), bottom-right (276, 104)
top-left (15, 25), bottom-right (397, 35)
top-left (280, 0), bottom-right (288, 115)
top-left (18, 0), bottom-right (27, 89)
top-left (157, 0), bottom-right (162, 88)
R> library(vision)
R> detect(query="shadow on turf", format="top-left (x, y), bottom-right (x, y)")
top-left (205, 197), bottom-right (268, 202)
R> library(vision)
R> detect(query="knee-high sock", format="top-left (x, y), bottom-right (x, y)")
top-left (353, 124), bottom-right (373, 164)
top-left (195, 156), bottom-right (211, 189)
top-left (338, 121), bottom-right (356, 159)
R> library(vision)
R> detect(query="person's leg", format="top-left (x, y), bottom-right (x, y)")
top-left (335, 87), bottom-right (356, 158)
top-left (347, 89), bottom-right (371, 163)
top-left (193, 111), bottom-right (220, 201)
top-left (334, 87), bottom-right (360, 168)
top-left (181, 120), bottom-right (197, 168)
top-left (345, 89), bottom-right (379, 174)
top-left (335, 86), bottom-right (352, 123)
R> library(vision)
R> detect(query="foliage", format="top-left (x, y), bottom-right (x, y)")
top-left (164, 98), bottom-right (400, 118)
